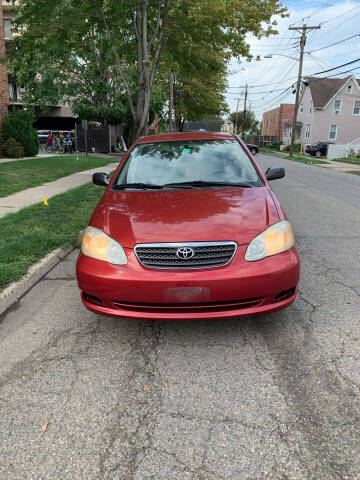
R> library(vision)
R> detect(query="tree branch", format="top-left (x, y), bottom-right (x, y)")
top-left (97, 5), bottom-right (136, 119)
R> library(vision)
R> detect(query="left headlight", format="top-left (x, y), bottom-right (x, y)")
top-left (81, 226), bottom-right (128, 265)
top-left (245, 220), bottom-right (295, 262)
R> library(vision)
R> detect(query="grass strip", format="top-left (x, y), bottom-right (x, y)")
top-left (0, 155), bottom-right (118, 197)
top-left (332, 157), bottom-right (360, 165)
top-left (0, 181), bottom-right (105, 292)
top-left (284, 155), bottom-right (329, 164)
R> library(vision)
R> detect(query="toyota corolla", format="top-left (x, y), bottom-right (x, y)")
top-left (76, 132), bottom-right (300, 320)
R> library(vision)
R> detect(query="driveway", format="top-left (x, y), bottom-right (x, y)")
top-left (0, 153), bottom-right (359, 479)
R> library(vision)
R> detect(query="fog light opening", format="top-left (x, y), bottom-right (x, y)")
top-left (275, 287), bottom-right (296, 303)
top-left (83, 292), bottom-right (103, 307)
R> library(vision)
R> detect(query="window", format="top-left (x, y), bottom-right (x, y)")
top-left (305, 124), bottom-right (311, 139)
top-left (353, 100), bottom-right (360, 115)
top-left (309, 107), bottom-right (312, 114)
top-left (300, 104), bottom-right (303, 113)
top-left (329, 125), bottom-right (338, 140)
top-left (115, 140), bottom-right (262, 188)
top-left (8, 83), bottom-right (17, 102)
top-left (347, 85), bottom-right (352, 94)
top-left (3, 19), bottom-right (12, 39)
top-left (334, 100), bottom-right (341, 114)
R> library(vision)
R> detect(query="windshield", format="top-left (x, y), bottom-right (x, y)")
top-left (115, 139), bottom-right (262, 187)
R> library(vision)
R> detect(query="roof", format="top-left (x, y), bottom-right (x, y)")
top-left (136, 132), bottom-right (234, 144)
top-left (306, 76), bottom-right (360, 108)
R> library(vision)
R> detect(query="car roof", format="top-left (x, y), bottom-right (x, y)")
top-left (136, 131), bottom-right (235, 144)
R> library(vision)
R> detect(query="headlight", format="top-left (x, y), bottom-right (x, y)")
top-left (245, 220), bottom-right (295, 262)
top-left (81, 226), bottom-right (127, 265)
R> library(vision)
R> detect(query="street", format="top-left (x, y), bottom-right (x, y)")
top-left (0, 153), bottom-right (359, 480)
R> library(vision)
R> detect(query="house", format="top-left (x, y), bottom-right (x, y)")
top-left (287, 75), bottom-right (360, 147)
top-left (0, 0), bottom-right (76, 130)
top-left (261, 104), bottom-right (295, 141)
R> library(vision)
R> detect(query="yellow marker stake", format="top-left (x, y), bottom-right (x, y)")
top-left (44, 197), bottom-right (49, 206)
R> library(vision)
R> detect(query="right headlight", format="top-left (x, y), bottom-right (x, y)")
top-left (245, 220), bottom-right (295, 262)
top-left (81, 226), bottom-right (128, 265)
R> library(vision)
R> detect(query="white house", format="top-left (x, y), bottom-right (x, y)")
top-left (284, 75), bottom-right (360, 147)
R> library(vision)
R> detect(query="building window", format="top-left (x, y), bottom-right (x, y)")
top-left (353, 100), bottom-right (360, 115)
top-left (3, 19), bottom-right (12, 39)
top-left (334, 100), bottom-right (341, 114)
top-left (305, 124), bottom-right (311, 139)
top-left (8, 83), bottom-right (17, 102)
top-left (300, 104), bottom-right (303, 113)
top-left (329, 124), bottom-right (338, 140)
top-left (347, 85), bottom-right (352, 94)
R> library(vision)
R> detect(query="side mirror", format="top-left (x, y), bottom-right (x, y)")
top-left (266, 166), bottom-right (285, 181)
top-left (93, 172), bottom-right (110, 187)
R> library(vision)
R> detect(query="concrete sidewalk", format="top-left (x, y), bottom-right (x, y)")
top-left (0, 162), bottom-right (118, 218)
top-left (261, 150), bottom-right (360, 173)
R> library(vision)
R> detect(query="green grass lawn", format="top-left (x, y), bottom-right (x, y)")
top-left (332, 157), bottom-right (360, 165)
top-left (0, 181), bottom-right (106, 292)
top-left (0, 155), bottom-right (117, 198)
top-left (284, 155), bottom-right (329, 164)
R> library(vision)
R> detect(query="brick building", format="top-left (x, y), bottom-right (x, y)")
top-left (261, 104), bottom-right (295, 141)
top-left (0, 0), bottom-right (76, 131)
top-left (0, 0), bottom-right (9, 129)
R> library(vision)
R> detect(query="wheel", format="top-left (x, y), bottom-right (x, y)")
top-left (251, 148), bottom-right (257, 155)
top-left (315, 150), bottom-right (321, 158)
top-left (45, 145), bottom-right (53, 154)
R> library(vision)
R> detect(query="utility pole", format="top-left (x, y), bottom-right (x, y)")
top-left (241, 83), bottom-right (248, 138)
top-left (169, 71), bottom-right (174, 133)
top-left (234, 98), bottom-right (240, 134)
top-left (288, 24), bottom-right (320, 156)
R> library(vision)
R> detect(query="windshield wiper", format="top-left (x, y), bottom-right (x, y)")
top-left (113, 183), bottom-right (163, 190)
top-left (163, 181), bottom-right (257, 188)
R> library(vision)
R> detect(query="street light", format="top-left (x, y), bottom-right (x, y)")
top-left (264, 53), bottom-right (299, 61)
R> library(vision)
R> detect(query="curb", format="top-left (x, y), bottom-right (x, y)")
top-left (0, 245), bottom-right (75, 317)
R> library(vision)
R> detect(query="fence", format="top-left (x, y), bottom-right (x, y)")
top-left (245, 135), bottom-right (278, 147)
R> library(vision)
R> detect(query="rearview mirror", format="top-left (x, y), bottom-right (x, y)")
top-left (93, 172), bottom-right (110, 187)
top-left (266, 166), bottom-right (285, 181)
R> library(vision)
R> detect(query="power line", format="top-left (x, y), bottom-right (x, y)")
top-left (311, 58), bottom-right (360, 75)
top-left (301, 0), bottom-right (337, 21)
top-left (307, 33), bottom-right (360, 53)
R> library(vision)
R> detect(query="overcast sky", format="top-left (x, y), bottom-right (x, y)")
top-left (226, 0), bottom-right (360, 120)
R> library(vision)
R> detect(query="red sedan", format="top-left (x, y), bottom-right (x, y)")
top-left (76, 132), bottom-right (300, 320)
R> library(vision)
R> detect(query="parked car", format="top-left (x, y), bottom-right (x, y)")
top-left (305, 142), bottom-right (333, 157)
top-left (37, 130), bottom-right (50, 145)
top-left (246, 143), bottom-right (259, 155)
top-left (76, 131), bottom-right (300, 320)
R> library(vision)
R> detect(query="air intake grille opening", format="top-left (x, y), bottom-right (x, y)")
top-left (135, 242), bottom-right (237, 270)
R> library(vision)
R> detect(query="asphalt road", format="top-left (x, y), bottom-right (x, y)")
top-left (1, 153), bottom-right (359, 480)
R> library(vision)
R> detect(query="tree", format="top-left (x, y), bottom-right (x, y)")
top-left (1, 109), bottom-right (39, 157)
top-left (10, 0), bottom-right (287, 140)
top-left (230, 110), bottom-right (259, 135)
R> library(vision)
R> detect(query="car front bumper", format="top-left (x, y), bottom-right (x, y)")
top-left (76, 245), bottom-right (300, 320)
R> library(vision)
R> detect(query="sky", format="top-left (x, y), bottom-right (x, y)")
top-left (225, 0), bottom-right (360, 120)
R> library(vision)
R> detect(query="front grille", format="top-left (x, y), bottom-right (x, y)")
top-left (134, 242), bottom-right (237, 269)
top-left (111, 297), bottom-right (264, 313)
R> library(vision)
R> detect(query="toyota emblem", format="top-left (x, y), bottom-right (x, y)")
top-left (176, 247), bottom-right (195, 259)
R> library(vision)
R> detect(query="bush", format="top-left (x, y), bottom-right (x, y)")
top-left (284, 143), bottom-right (301, 153)
top-left (1, 138), bottom-right (25, 158)
top-left (268, 141), bottom-right (283, 150)
top-left (1, 109), bottom-right (39, 157)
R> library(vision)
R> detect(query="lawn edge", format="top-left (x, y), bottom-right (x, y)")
top-left (0, 245), bottom-right (75, 318)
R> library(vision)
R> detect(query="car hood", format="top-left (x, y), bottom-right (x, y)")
top-left (90, 187), bottom-right (280, 247)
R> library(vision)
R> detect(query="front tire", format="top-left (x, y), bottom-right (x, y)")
top-left (315, 150), bottom-right (321, 158)
top-left (251, 148), bottom-right (257, 155)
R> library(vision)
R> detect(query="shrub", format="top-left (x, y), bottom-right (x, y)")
top-left (284, 143), bottom-right (301, 153)
top-left (1, 109), bottom-right (39, 157)
top-left (268, 141), bottom-right (283, 150)
top-left (1, 138), bottom-right (25, 158)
